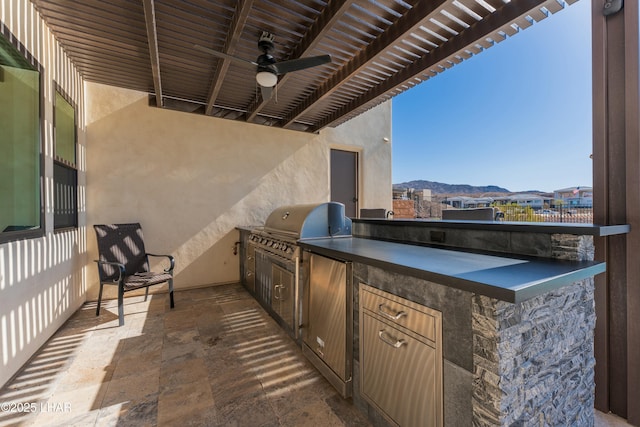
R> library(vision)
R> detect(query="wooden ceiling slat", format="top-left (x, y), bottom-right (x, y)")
top-left (156, 23), bottom-right (226, 50)
top-left (143, 0), bottom-right (163, 107)
top-left (281, 0), bottom-right (451, 128)
top-left (514, 16), bottom-right (533, 30)
top-left (33, 0), bottom-right (144, 23)
top-left (309, 0), bottom-right (550, 132)
top-left (76, 68), bottom-right (149, 85)
top-left (57, 52), bottom-right (149, 74)
top-left (36, 19), bottom-right (148, 49)
top-left (454, 0), bottom-right (492, 18)
top-left (32, 9), bottom-right (147, 41)
top-left (528, 7), bottom-right (548, 22)
top-left (543, 0), bottom-right (564, 14)
top-left (482, 0), bottom-right (508, 10)
top-left (433, 11), bottom-right (469, 34)
top-left (51, 37), bottom-right (149, 60)
top-left (257, 0), bottom-right (317, 28)
top-left (156, 0), bottom-right (232, 23)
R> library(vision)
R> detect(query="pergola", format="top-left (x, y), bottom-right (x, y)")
top-left (28, 0), bottom-right (640, 422)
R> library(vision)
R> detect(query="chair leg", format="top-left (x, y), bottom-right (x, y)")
top-left (118, 285), bottom-right (125, 327)
top-left (96, 283), bottom-right (104, 316)
top-left (169, 279), bottom-right (175, 309)
top-left (144, 286), bottom-right (149, 301)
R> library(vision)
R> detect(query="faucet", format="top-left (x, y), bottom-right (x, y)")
top-left (386, 210), bottom-right (394, 219)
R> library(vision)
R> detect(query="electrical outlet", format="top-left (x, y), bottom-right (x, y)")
top-left (430, 230), bottom-right (445, 243)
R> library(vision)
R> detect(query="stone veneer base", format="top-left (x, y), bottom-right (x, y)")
top-left (472, 278), bottom-right (596, 426)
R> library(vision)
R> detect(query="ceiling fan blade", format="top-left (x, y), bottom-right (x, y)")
top-left (272, 55), bottom-right (331, 75)
top-left (193, 45), bottom-right (257, 69)
top-left (260, 85), bottom-right (273, 101)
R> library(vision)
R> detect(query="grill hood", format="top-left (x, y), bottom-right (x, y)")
top-left (263, 202), bottom-right (352, 239)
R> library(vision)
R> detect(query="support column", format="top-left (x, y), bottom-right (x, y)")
top-left (592, 0), bottom-right (640, 424)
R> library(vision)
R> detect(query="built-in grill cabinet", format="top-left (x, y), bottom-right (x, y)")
top-left (302, 253), bottom-right (353, 398)
top-left (359, 284), bottom-right (443, 427)
top-left (242, 202), bottom-right (352, 341)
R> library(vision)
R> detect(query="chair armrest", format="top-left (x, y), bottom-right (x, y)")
top-left (146, 253), bottom-right (175, 273)
top-left (94, 260), bottom-right (125, 282)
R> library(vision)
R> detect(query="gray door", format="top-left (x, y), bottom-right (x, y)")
top-left (330, 149), bottom-right (358, 218)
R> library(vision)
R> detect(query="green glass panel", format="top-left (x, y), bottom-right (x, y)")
top-left (55, 91), bottom-right (75, 165)
top-left (0, 36), bottom-right (41, 234)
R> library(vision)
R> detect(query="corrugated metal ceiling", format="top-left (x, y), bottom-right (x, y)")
top-left (30, 0), bottom-right (579, 133)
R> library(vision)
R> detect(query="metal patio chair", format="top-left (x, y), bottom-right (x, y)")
top-left (94, 223), bottom-right (175, 326)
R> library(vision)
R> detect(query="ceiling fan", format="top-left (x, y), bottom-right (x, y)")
top-left (195, 32), bottom-right (331, 101)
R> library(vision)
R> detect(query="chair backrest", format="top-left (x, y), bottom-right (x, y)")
top-left (94, 223), bottom-right (150, 281)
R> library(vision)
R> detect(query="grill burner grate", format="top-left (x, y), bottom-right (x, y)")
top-left (248, 231), bottom-right (299, 261)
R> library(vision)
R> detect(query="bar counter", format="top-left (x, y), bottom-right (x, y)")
top-left (298, 236), bottom-right (606, 303)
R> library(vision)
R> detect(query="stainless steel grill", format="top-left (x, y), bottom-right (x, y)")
top-left (248, 202), bottom-right (352, 340)
top-left (249, 202), bottom-right (352, 261)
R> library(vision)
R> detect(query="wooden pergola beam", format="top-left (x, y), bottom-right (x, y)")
top-left (205, 0), bottom-right (254, 116)
top-left (142, 0), bottom-right (163, 107)
top-left (592, 0), bottom-right (640, 423)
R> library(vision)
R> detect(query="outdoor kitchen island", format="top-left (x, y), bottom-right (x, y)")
top-left (239, 219), bottom-right (628, 426)
top-left (306, 219), bottom-right (629, 427)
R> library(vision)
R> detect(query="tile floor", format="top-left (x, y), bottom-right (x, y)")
top-left (0, 284), bottom-right (633, 427)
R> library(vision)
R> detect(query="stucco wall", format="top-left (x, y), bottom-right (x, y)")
top-left (0, 0), bottom-right (86, 389)
top-left (85, 82), bottom-right (392, 300)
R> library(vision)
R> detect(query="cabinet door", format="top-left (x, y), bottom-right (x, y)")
top-left (361, 312), bottom-right (441, 427)
top-left (307, 254), bottom-right (348, 381)
top-left (272, 265), bottom-right (294, 329)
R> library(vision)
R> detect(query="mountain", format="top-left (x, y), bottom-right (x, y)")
top-left (393, 180), bottom-right (511, 195)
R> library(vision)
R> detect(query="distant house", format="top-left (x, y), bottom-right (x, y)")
top-left (445, 196), bottom-right (493, 208)
top-left (553, 186), bottom-right (593, 208)
top-left (392, 188), bottom-right (409, 200)
top-left (493, 193), bottom-right (548, 209)
top-left (393, 188), bottom-right (432, 203)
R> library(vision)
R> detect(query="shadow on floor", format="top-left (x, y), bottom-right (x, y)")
top-left (0, 284), bottom-right (370, 427)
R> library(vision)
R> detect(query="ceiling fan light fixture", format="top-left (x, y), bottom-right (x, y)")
top-left (256, 71), bottom-right (277, 87)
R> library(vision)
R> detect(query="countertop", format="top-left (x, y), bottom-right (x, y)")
top-left (298, 237), bottom-right (606, 303)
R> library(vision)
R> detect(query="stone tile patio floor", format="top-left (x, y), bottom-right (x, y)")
top-left (0, 283), bottom-right (631, 426)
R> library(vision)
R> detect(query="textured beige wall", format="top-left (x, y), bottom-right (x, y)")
top-left (0, 0), bottom-right (86, 389)
top-left (85, 82), bottom-right (391, 299)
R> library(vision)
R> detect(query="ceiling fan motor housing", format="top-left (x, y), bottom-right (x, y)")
top-left (258, 31), bottom-right (275, 53)
top-left (257, 54), bottom-right (276, 69)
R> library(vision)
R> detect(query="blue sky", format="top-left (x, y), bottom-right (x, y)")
top-left (391, 0), bottom-right (591, 193)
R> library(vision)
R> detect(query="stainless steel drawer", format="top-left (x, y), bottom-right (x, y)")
top-left (360, 285), bottom-right (437, 342)
top-left (359, 284), bottom-right (443, 427)
top-left (361, 312), bottom-right (441, 427)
